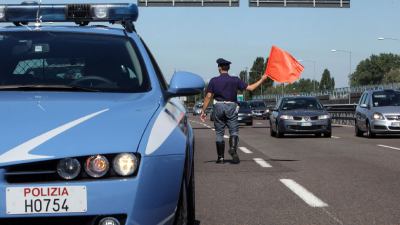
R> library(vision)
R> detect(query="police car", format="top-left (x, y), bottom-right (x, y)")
top-left (0, 3), bottom-right (204, 225)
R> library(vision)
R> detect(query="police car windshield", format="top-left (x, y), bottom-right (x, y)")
top-left (281, 98), bottom-right (323, 111)
top-left (372, 91), bottom-right (400, 107)
top-left (0, 31), bottom-right (150, 93)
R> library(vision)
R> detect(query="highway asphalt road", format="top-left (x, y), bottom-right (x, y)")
top-left (190, 116), bottom-right (400, 225)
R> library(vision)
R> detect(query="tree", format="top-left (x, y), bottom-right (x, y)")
top-left (383, 68), bottom-right (400, 84)
top-left (350, 53), bottom-right (400, 86)
top-left (248, 57), bottom-right (273, 98)
top-left (319, 69), bottom-right (335, 91)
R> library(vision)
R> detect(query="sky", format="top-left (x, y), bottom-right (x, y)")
top-left (3, 0), bottom-right (400, 88)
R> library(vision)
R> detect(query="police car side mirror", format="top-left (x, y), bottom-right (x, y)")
top-left (167, 71), bottom-right (205, 98)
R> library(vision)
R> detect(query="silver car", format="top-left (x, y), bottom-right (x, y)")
top-left (355, 89), bottom-right (400, 137)
top-left (269, 97), bottom-right (332, 138)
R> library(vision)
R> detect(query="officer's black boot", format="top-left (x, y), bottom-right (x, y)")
top-left (215, 141), bottom-right (225, 164)
top-left (228, 136), bottom-right (240, 164)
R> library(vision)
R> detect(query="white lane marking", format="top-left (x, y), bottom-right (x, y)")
top-left (331, 136), bottom-right (341, 139)
top-left (212, 128), bottom-right (215, 131)
top-left (253, 158), bottom-right (272, 168)
top-left (332, 124), bottom-right (353, 128)
top-left (256, 122), bottom-right (263, 125)
top-left (378, 144), bottom-right (400, 151)
top-left (239, 146), bottom-right (253, 154)
top-left (0, 109), bottom-right (109, 164)
top-left (224, 135), bottom-right (229, 139)
top-left (280, 179), bottom-right (328, 208)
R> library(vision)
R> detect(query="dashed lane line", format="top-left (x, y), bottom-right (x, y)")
top-left (239, 146), bottom-right (253, 154)
top-left (253, 158), bottom-right (272, 168)
top-left (280, 179), bottom-right (328, 208)
top-left (224, 135), bottom-right (229, 139)
top-left (331, 136), bottom-right (341, 139)
top-left (378, 144), bottom-right (400, 151)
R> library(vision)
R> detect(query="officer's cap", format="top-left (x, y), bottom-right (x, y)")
top-left (216, 58), bottom-right (231, 66)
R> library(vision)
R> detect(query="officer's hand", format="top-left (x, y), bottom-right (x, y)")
top-left (200, 112), bottom-right (207, 122)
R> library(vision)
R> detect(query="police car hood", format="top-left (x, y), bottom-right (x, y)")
top-left (0, 92), bottom-right (159, 166)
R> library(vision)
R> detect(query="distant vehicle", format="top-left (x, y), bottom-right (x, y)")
top-left (193, 102), bottom-right (203, 115)
top-left (238, 101), bottom-right (253, 126)
top-left (249, 100), bottom-right (270, 119)
top-left (355, 89), bottom-right (400, 138)
top-left (269, 97), bottom-right (332, 138)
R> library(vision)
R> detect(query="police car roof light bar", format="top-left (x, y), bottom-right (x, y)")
top-left (0, 3), bottom-right (138, 29)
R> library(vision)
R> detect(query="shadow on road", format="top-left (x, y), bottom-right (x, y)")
top-left (203, 159), bottom-right (252, 164)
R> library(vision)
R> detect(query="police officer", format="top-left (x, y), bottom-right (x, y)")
top-left (200, 58), bottom-right (268, 164)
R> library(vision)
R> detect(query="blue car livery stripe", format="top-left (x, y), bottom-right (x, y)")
top-left (145, 100), bottom-right (185, 155)
top-left (0, 109), bottom-right (109, 165)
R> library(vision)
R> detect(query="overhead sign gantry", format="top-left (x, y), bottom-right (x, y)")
top-left (249, 0), bottom-right (350, 8)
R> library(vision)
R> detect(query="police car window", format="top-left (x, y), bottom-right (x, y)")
top-left (0, 31), bottom-right (150, 93)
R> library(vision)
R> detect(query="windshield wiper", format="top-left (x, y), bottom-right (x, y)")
top-left (0, 84), bottom-right (100, 92)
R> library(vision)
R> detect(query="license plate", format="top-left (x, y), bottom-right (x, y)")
top-left (6, 186), bottom-right (87, 215)
top-left (392, 122), bottom-right (400, 127)
top-left (301, 122), bottom-right (312, 127)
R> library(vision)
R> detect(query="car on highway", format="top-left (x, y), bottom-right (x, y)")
top-left (249, 100), bottom-right (270, 120)
top-left (0, 3), bottom-right (204, 225)
top-left (192, 101), bottom-right (203, 115)
top-left (355, 89), bottom-right (400, 138)
top-left (238, 101), bottom-right (253, 126)
top-left (269, 96), bottom-right (332, 137)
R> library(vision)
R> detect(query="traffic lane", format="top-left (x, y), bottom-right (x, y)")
top-left (194, 116), bottom-right (400, 224)
top-left (192, 124), bottom-right (339, 225)
top-left (235, 120), bottom-right (400, 224)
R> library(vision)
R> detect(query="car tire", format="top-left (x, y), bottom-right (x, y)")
top-left (324, 132), bottom-right (332, 138)
top-left (246, 122), bottom-right (253, 126)
top-left (174, 165), bottom-right (195, 225)
top-left (270, 122), bottom-right (276, 137)
top-left (276, 123), bottom-right (284, 138)
top-left (366, 121), bottom-right (376, 138)
top-left (355, 121), bottom-right (363, 137)
top-left (315, 133), bottom-right (322, 137)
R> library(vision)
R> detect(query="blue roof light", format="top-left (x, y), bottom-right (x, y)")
top-left (0, 3), bottom-right (138, 24)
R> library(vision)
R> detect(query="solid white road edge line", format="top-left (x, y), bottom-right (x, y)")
top-left (239, 146), bottom-right (253, 154)
top-left (378, 144), bottom-right (400, 151)
top-left (253, 158), bottom-right (272, 168)
top-left (280, 179), bottom-right (328, 208)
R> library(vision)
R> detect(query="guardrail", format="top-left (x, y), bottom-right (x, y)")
top-left (325, 104), bottom-right (356, 126)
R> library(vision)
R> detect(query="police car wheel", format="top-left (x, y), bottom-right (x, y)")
top-left (175, 177), bottom-right (189, 225)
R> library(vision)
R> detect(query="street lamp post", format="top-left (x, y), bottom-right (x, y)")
top-left (331, 49), bottom-right (352, 104)
top-left (298, 59), bottom-right (317, 93)
top-left (378, 37), bottom-right (400, 42)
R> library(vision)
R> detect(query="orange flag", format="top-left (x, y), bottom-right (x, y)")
top-left (264, 46), bottom-right (304, 83)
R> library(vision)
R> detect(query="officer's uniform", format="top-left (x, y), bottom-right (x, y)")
top-left (206, 58), bottom-right (248, 163)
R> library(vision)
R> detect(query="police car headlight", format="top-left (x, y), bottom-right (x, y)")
top-left (0, 6), bottom-right (5, 21)
top-left (93, 5), bottom-right (108, 19)
top-left (85, 155), bottom-right (109, 178)
top-left (373, 112), bottom-right (384, 120)
top-left (113, 153), bottom-right (138, 176)
top-left (280, 115), bottom-right (293, 120)
top-left (318, 114), bottom-right (330, 120)
top-left (57, 158), bottom-right (81, 180)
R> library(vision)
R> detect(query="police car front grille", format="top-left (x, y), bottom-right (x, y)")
top-left (4, 160), bottom-right (60, 184)
top-left (0, 214), bottom-right (126, 225)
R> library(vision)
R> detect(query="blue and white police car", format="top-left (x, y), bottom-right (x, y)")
top-left (0, 3), bottom-right (204, 225)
